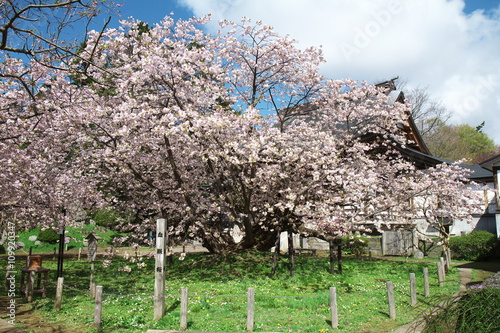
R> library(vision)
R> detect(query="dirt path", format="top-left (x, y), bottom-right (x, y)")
top-left (0, 296), bottom-right (85, 333)
top-left (458, 267), bottom-right (472, 291)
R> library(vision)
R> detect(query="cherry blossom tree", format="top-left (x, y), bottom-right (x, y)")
top-left (411, 162), bottom-right (485, 250)
top-left (0, 16), bottom-right (483, 253)
top-left (0, 0), bottom-right (118, 235)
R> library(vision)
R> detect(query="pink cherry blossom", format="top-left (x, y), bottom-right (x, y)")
top-left (0, 16), bottom-right (482, 253)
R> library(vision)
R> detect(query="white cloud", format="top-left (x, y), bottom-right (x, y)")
top-left (178, 0), bottom-right (500, 144)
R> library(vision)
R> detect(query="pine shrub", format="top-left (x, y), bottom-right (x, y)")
top-left (341, 235), bottom-right (369, 256)
top-left (37, 228), bottom-right (60, 244)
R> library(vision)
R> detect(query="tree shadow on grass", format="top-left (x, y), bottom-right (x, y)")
top-left (165, 300), bottom-right (180, 313)
top-left (455, 260), bottom-right (500, 273)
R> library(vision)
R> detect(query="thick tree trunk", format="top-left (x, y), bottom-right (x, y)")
top-left (197, 215), bottom-right (285, 254)
top-left (200, 222), bottom-right (281, 254)
top-left (201, 231), bottom-right (237, 254)
top-left (329, 239), bottom-right (336, 275)
top-left (253, 225), bottom-right (280, 251)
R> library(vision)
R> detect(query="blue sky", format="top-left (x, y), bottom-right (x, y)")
top-left (114, 0), bottom-right (500, 22)
top-left (464, 0), bottom-right (499, 13)
top-left (97, 0), bottom-right (500, 144)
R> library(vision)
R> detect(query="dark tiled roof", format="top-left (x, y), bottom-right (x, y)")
top-left (459, 163), bottom-right (494, 180)
top-left (479, 154), bottom-right (500, 171)
top-left (395, 146), bottom-right (493, 180)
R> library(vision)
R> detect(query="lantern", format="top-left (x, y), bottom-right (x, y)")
top-left (86, 233), bottom-right (100, 262)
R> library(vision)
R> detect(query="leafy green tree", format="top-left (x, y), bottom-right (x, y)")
top-left (425, 122), bottom-right (496, 162)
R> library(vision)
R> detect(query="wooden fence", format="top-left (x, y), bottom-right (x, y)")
top-left (51, 259), bottom-right (451, 331)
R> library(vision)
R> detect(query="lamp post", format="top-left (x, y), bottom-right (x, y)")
top-left (86, 233), bottom-right (98, 261)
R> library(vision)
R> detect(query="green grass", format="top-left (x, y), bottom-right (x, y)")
top-left (17, 251), bottom-right (461, 333)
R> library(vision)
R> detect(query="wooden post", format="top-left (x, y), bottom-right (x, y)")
top-left (26, 271), bottom-right (35, 302)
top-left (78, 248), bottom-right (82, 261)
top-left (247, 287), bottom-right (255, 332)
top-left (410, 273), bottom-right (417, 306)
top-left (441, 255), bottom-right (448, 274)
top-left (94, 286), bottom-right (103, 329)
top-left (57, 228), bottom-right (65, 278)
top-left (287, 228), bottom-right (295, 277)
top-left (271, 246), bottom-right (278, 276)
top-left (90, 261), bottom-right (96, 298)
top-left (330, 287), bottom-right (338, 328)
top-left (386, 281), bottom-right (396, 320)
top-left (423, 267), bottom-right (430, 297)
top-left (154, 218), bottom-right (166, 320)
top-left (381, 232), bottom-right (386, 255)
top-left (437, 262), bottom-right (444, 287)
top-left (442, 251), bottom-right (448, 273)
top-left (271, 230), bottom-right (281, 276)
top-left (54, 277), bottom-right (64, 311)
top-left (180, 287), bottom-right (188, 330)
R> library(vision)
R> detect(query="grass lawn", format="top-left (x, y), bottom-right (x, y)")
top-left (11, 250), bottom-right (461, 333)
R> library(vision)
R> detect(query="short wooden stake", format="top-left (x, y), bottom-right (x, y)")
top-left (94, 286), bottom-right (103, 329)
top-left (78, 248), bottom-right (82, 261)
top-left (54, 277), bottom-right (64, 311)
top-left (440, 256), bottom-right (447, 274)
top-left (437, 262), bottom-right (444, 287)
top-left (386, 281), bottom-right (396, 320)
top-left (423, 267), bottom-right (430, 297)
top-left (410, 273), bottom-right (417, 306)
top-left (247, 287), bottom-right (255, 332)
top-left (26, 271), bottom-right (35, 303)
top-left (287, 229), bottom-right (295, 277)
top-left (180, 287), bottom-right (188, 330)
top-left (330, 287), bottom-right (338, 328)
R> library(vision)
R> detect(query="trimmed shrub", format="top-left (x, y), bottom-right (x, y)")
top-left (92, 208), bottom-right (119, 228)
top-left (37, 228), bottom-right (60, 244)
top-left (341, 235), bottom-right (369, 256)
top-left (449, 230), bottom-right (499, 261)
